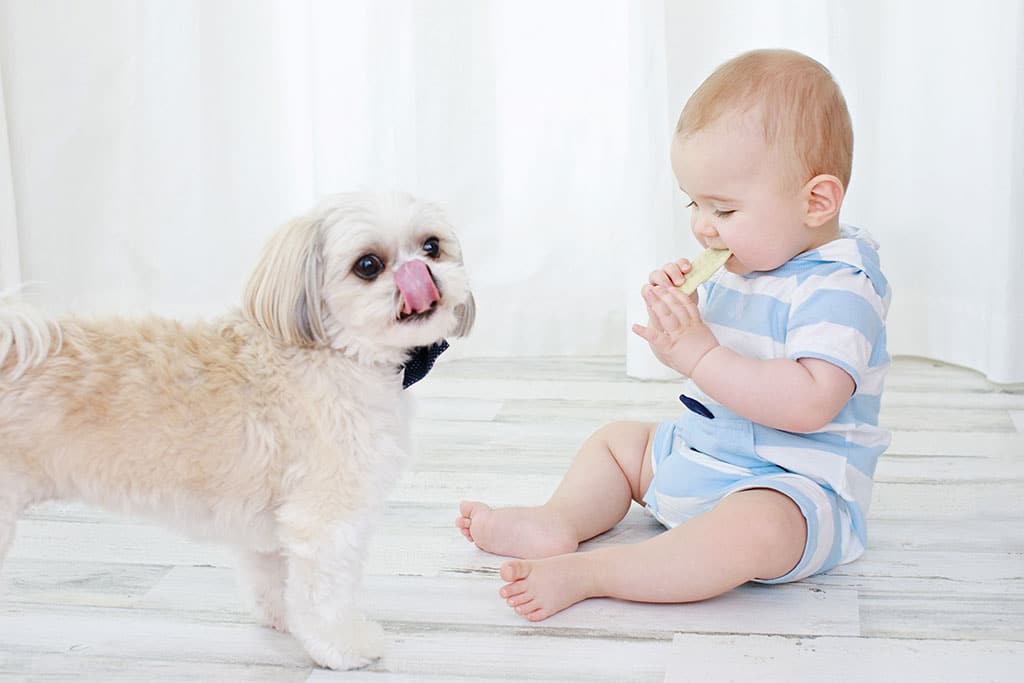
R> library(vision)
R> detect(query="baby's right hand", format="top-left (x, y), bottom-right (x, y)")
top-left (649, 259), bottom-right (693, 289)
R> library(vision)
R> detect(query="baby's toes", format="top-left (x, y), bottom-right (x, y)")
top-left (500, 559), bottom-right (532, 583)
top-left (524, 607), bottom-right (551, 622)
top-left (514, 601), bottom-right (539, 616)
top-left (459, 500), bottom-right (489, 519)
top-left (454, 514), bottom-right (475, 541)
top-left (506, 592), bottom-right (532, 608)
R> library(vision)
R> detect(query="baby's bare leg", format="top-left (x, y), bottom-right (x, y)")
top-left (499, 488), bottom-right (807, 621)
top-left (456, 421), bottom-right (657, 558)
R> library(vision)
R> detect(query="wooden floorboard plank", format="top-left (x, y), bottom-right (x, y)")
top-left (132, 568), bottom-right (863, 639)
top-left (308, 630), bottom-right (671, 682)
top-left (0, 653), bottom-right (311, 683)
top-left (2, 356), bottom-right (1022, 680)
top-left (663, 633), bottom-right (1024, 682)
top-left (0, 605), bottom-right (312, 668)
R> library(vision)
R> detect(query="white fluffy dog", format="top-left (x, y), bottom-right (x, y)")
top-left (0, 192), bottom-right (474, 670)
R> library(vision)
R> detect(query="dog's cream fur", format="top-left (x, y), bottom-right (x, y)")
top-left (0, 192), bottom-right (474, 670)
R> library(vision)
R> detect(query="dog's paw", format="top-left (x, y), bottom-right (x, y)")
top-left (258, 607), bottom-right (289, 633)
top-left (299, 614), bottom-right (386, 670)
top-left (252, 591), bottom-right (289, 633)
top-left (247, 587), bottom-right (289, 633)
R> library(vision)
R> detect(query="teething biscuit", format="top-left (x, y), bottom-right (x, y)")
top-left (678, 248), bottom-right (731, 295)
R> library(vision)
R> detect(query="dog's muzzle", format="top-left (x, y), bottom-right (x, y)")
top-left (395, 260), bottom-right (440, 318)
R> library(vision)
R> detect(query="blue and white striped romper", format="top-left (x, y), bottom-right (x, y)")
top-left (642, 225), bottom-right (892, 582)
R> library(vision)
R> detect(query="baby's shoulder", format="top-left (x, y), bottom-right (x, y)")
top-left (786, 238), bottom-right (889, 306)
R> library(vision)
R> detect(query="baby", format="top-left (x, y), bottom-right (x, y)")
top-left (456, 49), bottom-right (891, 621)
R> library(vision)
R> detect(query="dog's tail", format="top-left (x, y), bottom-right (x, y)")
top-left (0, 289), bottom-right (61, 381)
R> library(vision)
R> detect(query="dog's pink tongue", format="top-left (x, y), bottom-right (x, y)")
top-left (395, 260), bottom-right (440, 315)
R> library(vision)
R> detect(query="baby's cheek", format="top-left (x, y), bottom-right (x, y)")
top-left (732, 237), bottom-right (786, 273)
top-left (721, 241), bottom-right (756, 273)
top-left (724, 261), bottom-right (750, 275)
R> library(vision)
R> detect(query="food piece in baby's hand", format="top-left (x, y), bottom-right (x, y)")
top-left (679, 248), bottom-right (732, 295)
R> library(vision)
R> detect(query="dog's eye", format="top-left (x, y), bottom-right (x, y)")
top-left (353, 254), bottom-right (385, 280)
top-left (422, 237), bottom-right (441, 259)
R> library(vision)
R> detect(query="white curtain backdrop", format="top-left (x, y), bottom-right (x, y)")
top-left (1, 0), bottom-right (1021, 382)
top-left (0, 67), bottom-right (18, 290)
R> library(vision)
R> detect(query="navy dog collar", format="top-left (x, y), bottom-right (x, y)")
top-left (402, 340), bottom-right (449, 389)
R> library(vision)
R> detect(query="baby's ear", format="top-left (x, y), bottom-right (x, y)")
top-left (803, 174), bottom-right (844, 228)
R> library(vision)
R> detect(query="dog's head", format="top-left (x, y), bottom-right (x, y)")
top-left (242, 192), bottom-right (474, 365)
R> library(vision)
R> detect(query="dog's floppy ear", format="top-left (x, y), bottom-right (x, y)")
top-left (451, 291), bottom-right (475, 338)
top-left (243, 216), bottom-right (328, 347)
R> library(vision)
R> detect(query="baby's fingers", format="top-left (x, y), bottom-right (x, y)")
top-left (648, 259), bottom-right (692, 288)
top-left (669, 284), bottom-right (702, 318)
top-left (661, 260), bottom-right (689, 287)
top-left (631, 322), bottom-right (656, 343)
top-left (643, 285), bottom-right (685, 333)
top-left (647, 267), bottom-right (674, 288)
top-left (664, 259), bottom-right (694, 288)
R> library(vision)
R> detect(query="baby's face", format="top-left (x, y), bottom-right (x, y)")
top-left (671, 113), bottom-right (819, 275)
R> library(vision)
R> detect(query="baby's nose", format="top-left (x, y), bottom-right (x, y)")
top-left (694, 215), bottom-right (718, 239)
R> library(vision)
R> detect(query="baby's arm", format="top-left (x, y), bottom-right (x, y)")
top-left (692, 348), bottom-right (853, 433)
top-left (633, 283), bottom-right (853, 433)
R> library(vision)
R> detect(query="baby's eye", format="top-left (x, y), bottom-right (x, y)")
top-left (714, 209), bottom-right (735, 218)
top-left (686, 201), bottom-right (696, 209)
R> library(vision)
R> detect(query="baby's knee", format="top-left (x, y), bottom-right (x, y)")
top-left (587, 421), bottom-right (656, 465)
top-left (722, 489), bottom-right (806, 561)
top-left (587, 421), bottom-right (658, 499)
top-left (589, 420), bottom-right (656, 446)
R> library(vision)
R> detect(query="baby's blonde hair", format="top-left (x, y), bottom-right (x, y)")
top-left (676, 49), bottom-right (853, 190)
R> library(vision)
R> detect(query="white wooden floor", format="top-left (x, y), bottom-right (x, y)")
top-left (1, 356), bottom-right (1022, 682)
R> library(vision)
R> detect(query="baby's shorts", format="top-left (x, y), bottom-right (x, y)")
top-left (642, 420), bottom-right (855, 583)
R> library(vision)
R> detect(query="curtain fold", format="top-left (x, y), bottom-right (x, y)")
top-left (0, 0), bottom-right (637, 359)
top-left (0, 0), bottom-right (1020, 381)
top-left (0, 63), bottom-right (20, 290)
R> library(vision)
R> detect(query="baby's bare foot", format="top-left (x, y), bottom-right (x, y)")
top-left (455, 501), bottom-right (578, 559)
top-left (498, 555), bottom-right (596, 621)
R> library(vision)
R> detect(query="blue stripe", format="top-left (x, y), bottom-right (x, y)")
top-left (642, 422), bottom-right (677, 514)
top-left (673, 416), bottom-right (776, 473)
top-left (755, 258), bottom-right (854, 285)
top-left (788, 289), bottom-right (885, 341)
top-left (847, 494), bottom-right (867, 546)
top-left (752, 479), bottom-right (851, 583)
top-left (753, 425), bottom-right (884, 478)
top-left (855, 237), bottom-right (889, 299)
top-left (869, 328), bottom-right (890, 368)
top-left (652, 421), bottom-right (675, 469)
top-left (650, 421), bottom-right (769, 497)
top-left (707, 402), bottom-right (884, 477)
top-left (766, 482), bottom-right (819, 582)
top-left (703, 285), bottom-right (790, 342)
top-left (745, 233), bottom-right (888, 301)
top-left (823, 484), bottom-right (847, 567)
top-left (791, 351), bottom-right (863, 387)
top-left (832, 392), bottom-right (882, 426)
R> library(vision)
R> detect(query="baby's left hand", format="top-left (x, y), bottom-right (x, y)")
top-left (632, 284), bottom-right (719, 377)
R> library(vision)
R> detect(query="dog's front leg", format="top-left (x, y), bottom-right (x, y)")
top-left (238, 550), bottom-right (289, 632)
top-left (280, 509), bottom-right (384, 670)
